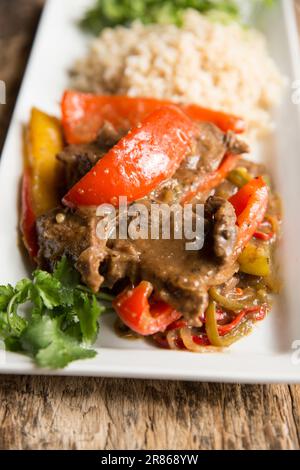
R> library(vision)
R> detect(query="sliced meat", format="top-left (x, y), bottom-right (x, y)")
top-left (57, 143), bottom-right (103, 190)
top-left (108, 236), bottom-right (238, 326)
top-left (224, 132), bottom-right (250, 158)
top-left (58, 122), bottom-right (249, 199)
top-left (151, 122), bottom-right (249, 204)
top-left (205, 196), bottom-right (238, 262)
top-left (106, 195), bottom-right (238, 324)
top-left (57, 121), bottom-right (125, 189)
top-left (95, 121), bottom-right (125, 149)
top-left (36, 207), bottom-right (106, 292)
top-left (105, 242), bottom-right (140, 287)
top-left (36, 196), bottom-right (239, 325)
top-left (37, 121), bottom-right (248, 325)
top-left (191, 123), bottom-right (248, 173)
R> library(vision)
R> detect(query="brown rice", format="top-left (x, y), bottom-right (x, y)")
top-left (71, 10), bottom-right (283, 136)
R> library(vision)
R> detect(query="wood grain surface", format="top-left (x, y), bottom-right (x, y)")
top-left (0, 0), bottom-right (300, 451)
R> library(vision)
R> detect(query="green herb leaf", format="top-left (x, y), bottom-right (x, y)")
top-left (32, 271), bottom-right (64, 309)
top-left (0, 257), bottom-right (111, 369)
top-left (0, 285), bottom-right (15, 311)
top-left (74, 292), bottom-right (103, 345)
top-left (79, 0), bottom-right (277, 34)
top-left (36, 337), bottom-right (96, 369)
top-left (21, 316), bottom-right (96, 369)
top-left (6, 279), bottom-right (31, 336)
top-left (53, 256), bottom-right (80, 289)
top-left (20, 316), bottom-right (60, 355)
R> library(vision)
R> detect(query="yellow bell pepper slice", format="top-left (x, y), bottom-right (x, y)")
top-left (238, 243), bottom-right (271, 277)
top-left (27, 108), bottom-right (63, 216)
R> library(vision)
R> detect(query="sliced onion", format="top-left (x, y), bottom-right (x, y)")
top-left (209, 287), bottom-right (248, 312)
top-left (179, 328), bottom-right (218, 353)
top-left (166, 329), bottom-right (181, 350)
top-left (180, 328), bottom-right (205, 352)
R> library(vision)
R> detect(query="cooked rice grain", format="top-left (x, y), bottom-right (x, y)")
top-left (72, 10), bottom-right (283, 136)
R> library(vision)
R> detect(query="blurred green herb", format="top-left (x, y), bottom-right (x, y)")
top-left (80, 0), bottom-right (276, 35)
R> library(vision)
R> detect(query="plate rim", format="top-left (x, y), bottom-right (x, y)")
top-left (0, 0), bottom-right (300, 383)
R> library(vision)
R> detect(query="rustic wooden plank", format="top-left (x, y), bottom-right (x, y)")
top-left (0, 0), bottom-right (44, 152)
top-left (0, 0), bottom-right (300, 451)
top-left (0, 377), bottom-right (299, 450)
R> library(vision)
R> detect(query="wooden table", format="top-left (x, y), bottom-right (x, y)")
top-left (0, 0), bottom-right (300, 451)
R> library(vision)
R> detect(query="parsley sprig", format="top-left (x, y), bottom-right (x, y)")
top-left (0, 258), bottom-right (112, 369)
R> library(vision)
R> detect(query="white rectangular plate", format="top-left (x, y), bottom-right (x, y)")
top-left (0, 0), bottom-right (300, 383)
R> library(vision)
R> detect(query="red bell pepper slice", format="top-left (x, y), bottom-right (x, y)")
top-left (253, 230), bottom-right (274, 241)
top-left (229, 177), bottom-right (269, 252)
top-left (253, 218), bottom-right (275, 241)
top-left (218, 305), bottom-right (268, 335)
top-left (113, 281), bottom-right (182, 336)
top-left (181, 153), bottom-right (239, 204)
top-left (62, 91), bottom-right (246, 145)
top-left (153, 302), bottom-right (268, 350)
top-left (21, 169), bottom-right (38, 259)
top-left (63, 106), bottom-right (197, 207)
top-left (182, 103), bottom-right (245, 135)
